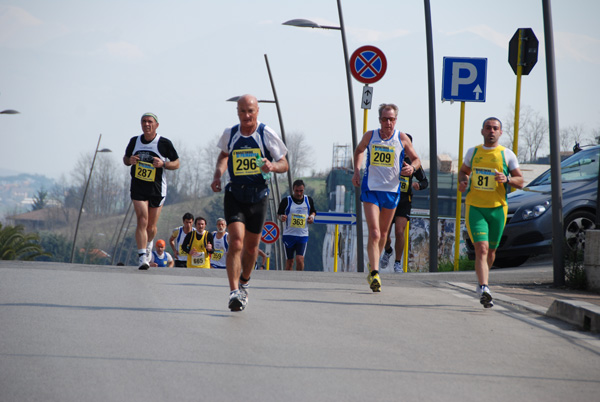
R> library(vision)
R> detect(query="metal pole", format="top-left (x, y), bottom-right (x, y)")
top-left (111, 200), bottom-right (133, 265)
top-left (423, 0), bottom-right (439, 272)
top-left (70, 134), bottom-right (102, 263)
top-left (336, 0), bottom-right (365, 273)
top-left (542, 0), bottom-right (565, 286)
top-left (264, 54), bottom-right (294, 193)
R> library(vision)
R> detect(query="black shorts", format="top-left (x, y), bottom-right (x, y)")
top-left (174, 260), bottom-right (187, 268)
top-left (394, 196), bottom-right (412, 220)
top-left (224, 190), bottom-right (268, 234)
top-left (131, 190), bottom-right (165, 208)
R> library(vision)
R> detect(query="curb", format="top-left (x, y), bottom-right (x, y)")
top-left (447, 282), bottom-right (600, 333)
top-left (547, 300), bottom-right (600, 332)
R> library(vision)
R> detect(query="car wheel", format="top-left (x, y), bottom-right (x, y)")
top-left (564, 210), bottom-right (596, 253)
top-left (492, 256), bottom-right (528, 268)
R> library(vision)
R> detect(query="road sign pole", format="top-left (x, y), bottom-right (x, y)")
top-left (513, 29), bottom-right (524, 164)
top-left (334, 224), bottom-right (339, 273)
top-left (454, 101), bottom-right (466, 271)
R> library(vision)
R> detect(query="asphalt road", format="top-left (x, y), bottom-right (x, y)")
top-left (1, 261), bottom-right (599, 402)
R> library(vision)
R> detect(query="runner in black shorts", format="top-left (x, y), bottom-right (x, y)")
top-left (211, 95), bottom-right (288, 311)
top-left (123, 112), bottom-right (179, 270)
top-left (380, 134), bottom-right (428, 273)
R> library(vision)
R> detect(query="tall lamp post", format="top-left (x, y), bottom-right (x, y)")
top-left (70, 134), bottom-right (112, 263)
top-left (283, 0), bottom-right (365, 272)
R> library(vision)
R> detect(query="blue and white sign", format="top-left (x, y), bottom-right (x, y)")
top-left (314, 212), bottom-right (357, 226)
top-left (442, 57), bottom-right (487, 102)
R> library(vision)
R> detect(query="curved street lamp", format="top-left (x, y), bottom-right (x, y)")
top-left (283, 0), bottom-right (365, 272)
top-left (70, 134), bottom-right (112, 263)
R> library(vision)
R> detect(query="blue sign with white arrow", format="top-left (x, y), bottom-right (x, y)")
top-left (441, 57), bottom-right (487, 102)
top-left (314, 212), bottom-right (357, 225)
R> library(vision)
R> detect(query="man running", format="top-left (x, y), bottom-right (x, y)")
top-left (352, 103), bottom-right (421, 292)
top-left (459, 117), bottom-right (524, 308)
top-left (211, 218), bottom-right (229, 269)
top-left (277, 179), bottom-right (317, 271)
top-left (169, 212), bottom-right (195, 268)
top-left (123, 112), bottom-right (179, 270)
top-left (211, 94), bottom-right (288, 311)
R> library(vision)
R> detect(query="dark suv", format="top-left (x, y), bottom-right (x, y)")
top-left (464, 145), bottom-right (599, 267)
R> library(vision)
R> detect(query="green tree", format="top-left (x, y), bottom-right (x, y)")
top-left (31, 188), bottom-right (48, 211)
top-left (38, 232), bottom-right (71, 262)
top-left (0, 224), bottom-right (49, 260)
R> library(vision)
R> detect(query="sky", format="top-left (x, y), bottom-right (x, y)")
top-left (1, 0), bottom-right (599, 180)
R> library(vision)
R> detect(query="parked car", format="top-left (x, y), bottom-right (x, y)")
top-left (465, 144), bottom-right (599, 267)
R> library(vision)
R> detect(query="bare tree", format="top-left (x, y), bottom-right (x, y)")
top-left (285, 131), bottom-right (313, 179)
top-left (560, 124), bottom-right (588, 152)
top-left (503, 105), bottom-right (548, 162)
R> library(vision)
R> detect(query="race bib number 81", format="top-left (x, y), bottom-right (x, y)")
top-left (233, 149), bottom-right (260, 176)
top-left (472, 167), bottom-right (496, 191)
top-left (370, 144), bottom-right (395, 167)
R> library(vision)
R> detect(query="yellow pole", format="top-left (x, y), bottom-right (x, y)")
top-left (363, 108), bottom-right (368, 136)
top-left (454, 102), bottom-right (466, 271)
top-left (403, 220), bottom-right (410, 272)
top-left (513, 29), bottom-right (524, 169)
top-left (333, 224), bottom-right (339, 273)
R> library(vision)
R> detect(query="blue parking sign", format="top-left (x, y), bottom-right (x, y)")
top-left (442, 57), bottom-right (487, 102)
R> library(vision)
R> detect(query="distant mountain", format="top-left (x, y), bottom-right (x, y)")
top-left (0, 173), bottom-right (56, 217)
top-left (0, 167), bottom-right (22, 177)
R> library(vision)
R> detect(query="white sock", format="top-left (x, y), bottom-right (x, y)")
top-left (146, 240), bottom-right (153, 252)
top-left (138, 249), bottom-right (146, 256)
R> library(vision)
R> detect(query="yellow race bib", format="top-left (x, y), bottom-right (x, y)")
top-left (232, 149), bottom-right (260, 176)
top-left (370, 144), bottom-right (395, 167)
top-left (290, 213), bottom-right (306, 228)
top-left (135, 161), bottom-right (156, 182)
top-left (472, 167), bottom-right (496, 191)
top-left (400, 176), bottom-right (409, 193)
top-left (212, 249), bottom-right (224, 261)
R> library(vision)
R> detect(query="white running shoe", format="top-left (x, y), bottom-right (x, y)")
top-left (380, 249), bottom-right (393, 269)
top-left (393, 261), bottom-right (403, 273)
top-left (228, 290), bottom-right (247, 312)
top-left (138, 254), bottom-right (149, 270)
top-left (478, 285), bottom-right (494, 308)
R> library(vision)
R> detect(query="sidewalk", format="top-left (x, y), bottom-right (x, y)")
top-left (448, 281), bottom-right (600, 333)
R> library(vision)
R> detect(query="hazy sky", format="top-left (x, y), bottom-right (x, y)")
top-left (1, 0), bottom-right (599, 180)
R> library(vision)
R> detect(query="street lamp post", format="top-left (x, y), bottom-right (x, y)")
top-left (283, 0), bottom-right (366, 272)
top-left (70, 134), bottom-right (112, 263)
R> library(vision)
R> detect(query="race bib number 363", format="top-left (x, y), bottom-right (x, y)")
top-left (472, 167), bottom-right (496, 191)
top-left (135, 161), bottom-right (156, 182)
top-left (233, 149), bottom-right (260, 176)
top-left (291, 213), bottom-right (306, 228)
top-left (370, 144), bottom-right (395, 167)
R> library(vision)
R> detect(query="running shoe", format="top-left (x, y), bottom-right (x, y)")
top-left (228, 290), bottom-right (247, 312)
top-left (138, 254), bottom-right (149, 270)
top-left (478, 285), bottom-right (494, 308)
top-left (380, 249), bottom-right (393, 269)
top-left (239, 282), bottom-right (249, 300)
top-left (393, 261), bottom-right (403, 273)
top-left (367, 271), bottom-right (382, 292)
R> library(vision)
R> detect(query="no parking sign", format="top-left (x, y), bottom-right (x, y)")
top-left (261, 221), bottom-right (280, 244)
top-left (349, 45), bottom-right (387, 84)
